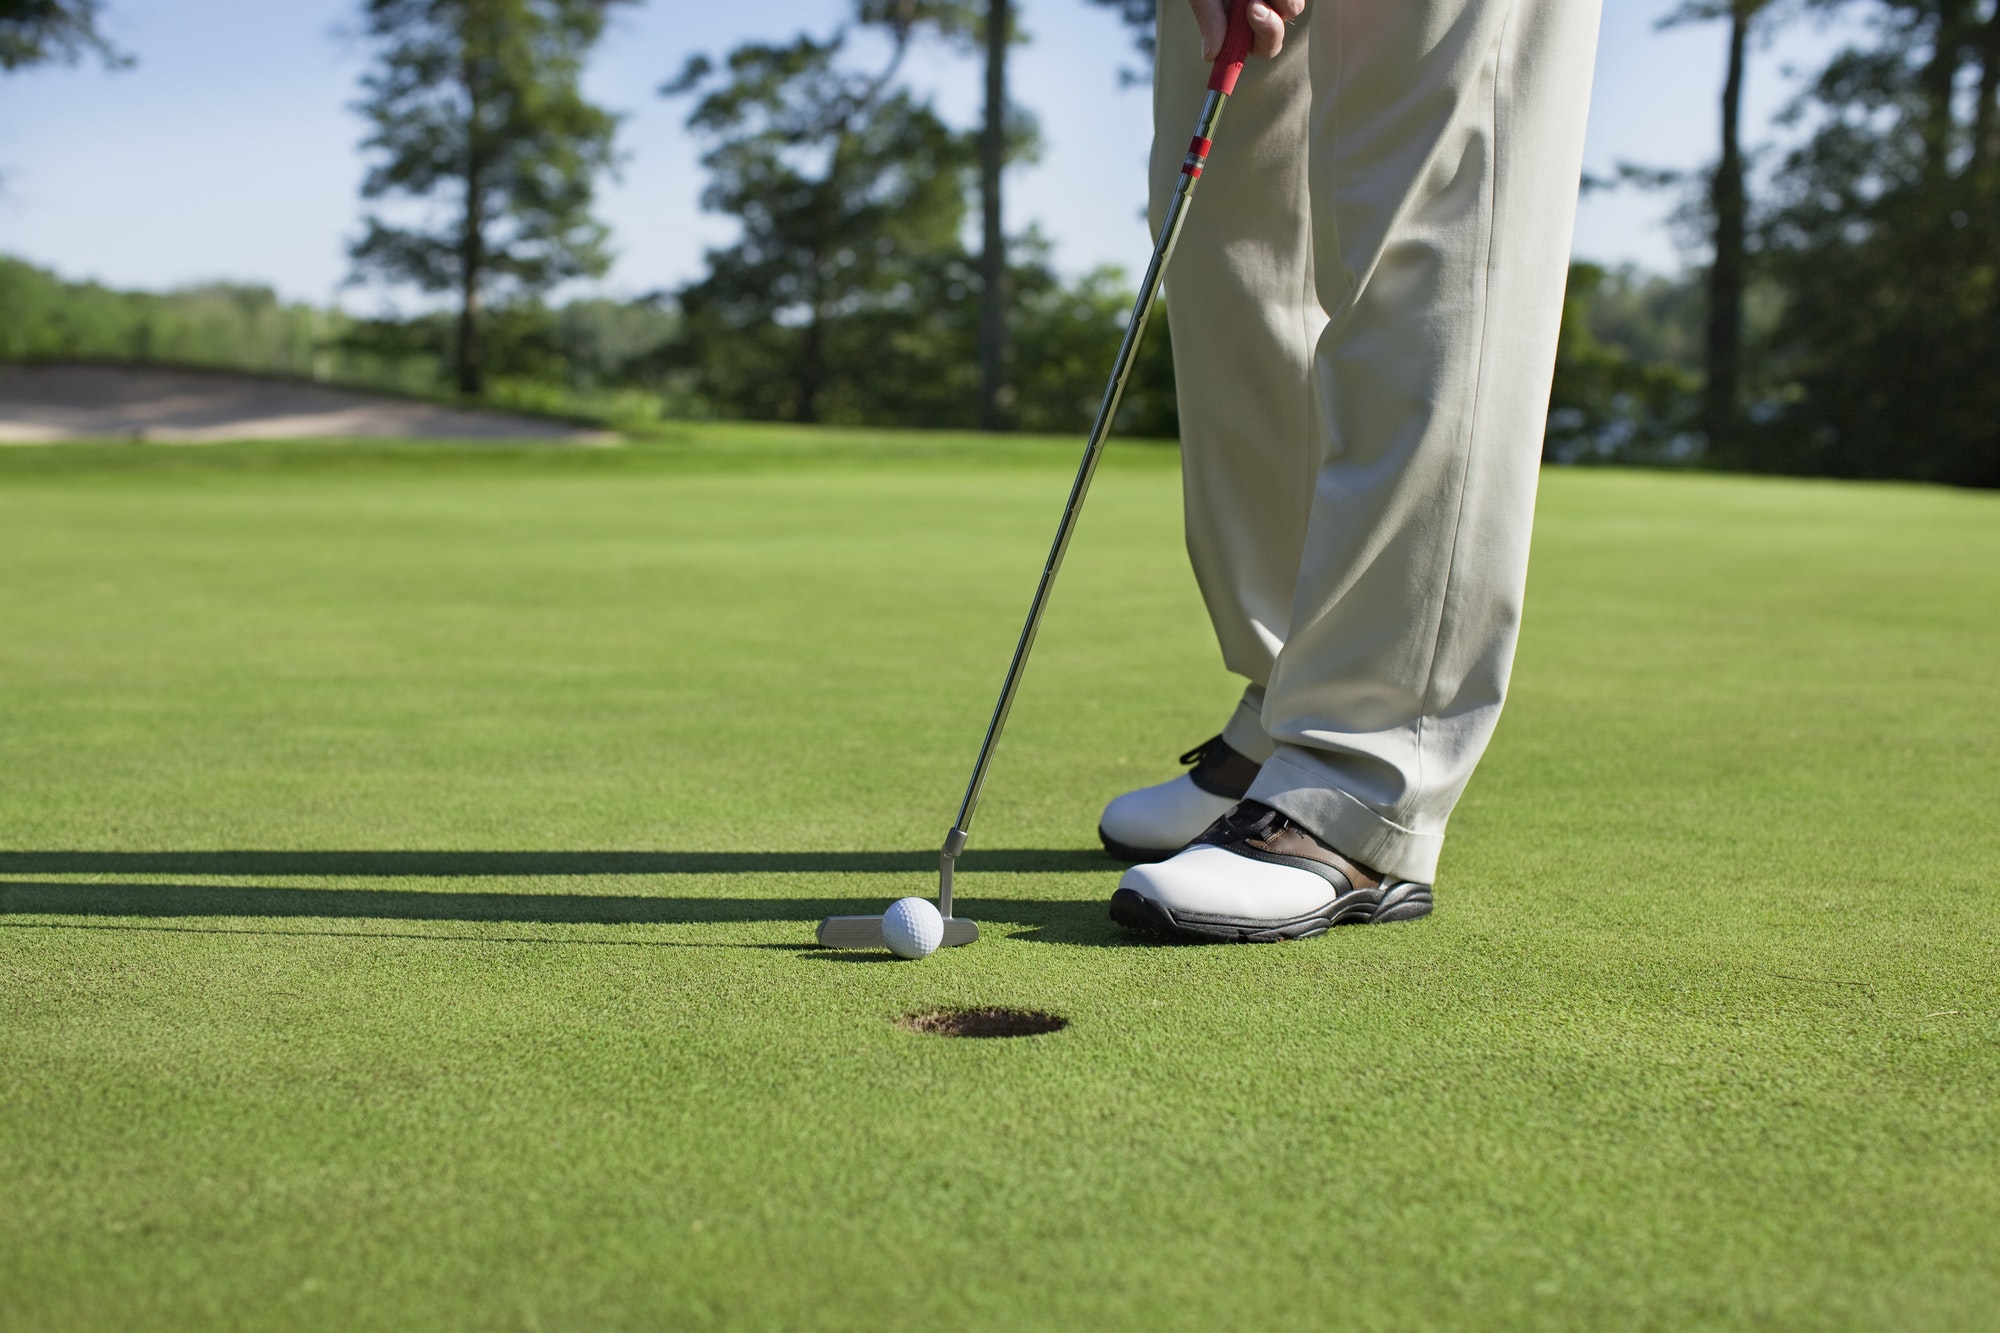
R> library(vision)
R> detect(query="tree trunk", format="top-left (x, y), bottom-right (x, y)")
top-left (456, 44), bottom-right (486, 397)
top-left (1920, 0), bottom-right (1972, 181)
top-left (456, 204), bottom-right (484, 396)
top-left (1704, 2), bottom-right (1750, 461)
top-left (977, 0), bottom-right (1011, 432)
top-left (796, 257), bottom-right (825, 424)
top-left (1973, 1), bottom-right (2000, 177)
top-left (795, 314), bottom-right (823, 423)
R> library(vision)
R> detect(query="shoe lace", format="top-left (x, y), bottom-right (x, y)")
top-left (1211, 799), bottom-right (1285, 844)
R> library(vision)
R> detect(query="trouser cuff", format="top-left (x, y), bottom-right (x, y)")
top-left (1246, 747), bottom-right (1444, 883)
top-left (1220, 685), bottom-right (1277, 764)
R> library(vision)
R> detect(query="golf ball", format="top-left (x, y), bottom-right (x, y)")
top-left (882, 897), bottom-right (944, 959)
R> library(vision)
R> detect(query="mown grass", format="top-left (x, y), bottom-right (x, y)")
top-left (2, 430), bottom-right (1995, 1330)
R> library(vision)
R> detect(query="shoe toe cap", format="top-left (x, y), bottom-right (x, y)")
top-left (1098, 774), bottom-right (1237, 853)
top-left (1117, 844), bottom-right (1338, 923)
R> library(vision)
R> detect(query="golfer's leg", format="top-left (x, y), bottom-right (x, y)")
top-left (1151, 0), bottom-right (1323, 765)
top-left (1246, 0), bottom-right (1604, 883)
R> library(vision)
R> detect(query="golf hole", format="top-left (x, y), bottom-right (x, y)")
top-left (899, 1007), bottom-right (1069, 1039)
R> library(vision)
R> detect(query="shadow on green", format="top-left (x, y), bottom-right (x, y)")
top-left (0, 848), bottom-right (1157, 948)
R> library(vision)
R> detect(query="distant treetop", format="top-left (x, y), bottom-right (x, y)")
top-left (0, 0), bottom-right (130, 72)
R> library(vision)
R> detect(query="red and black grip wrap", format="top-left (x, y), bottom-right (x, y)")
top-left (1206, 0), bottom-right (1257, 95)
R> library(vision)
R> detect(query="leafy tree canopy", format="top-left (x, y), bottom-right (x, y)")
top-left (0, 0), bottom-right (127, 72)
top-left (349, 0), bottom-right (630, 392)
top-left (664, 9), bottom-right (981, 423)
top-left (1754, 0), bottom-right (2000, 485)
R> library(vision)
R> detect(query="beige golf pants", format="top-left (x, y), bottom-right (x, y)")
top-left (1149, 0), bottom-right (1601, 882)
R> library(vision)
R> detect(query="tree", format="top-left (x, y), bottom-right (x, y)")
top-left (871, 0), bottom-right (1030, 432)
top-left (1007, 231), bottom-right (1178, 437)
top-left (1968, 0), bottom-right (2000, 169)
top-left (1976, 0), bottom-right (2000, 172)
top-left (665, 0), bottom-right (1183, 434)
top-left (665, 7), bottom-right (978, 423)
top-left (979, 0), bottom-right (1013, 430)
top-left (0, 0), bottom-right (126, 70)
top-left (1086, 0), bottom-right (1158, 82)
top-left (1655, 1), bottom-right (1780, 463)
top-left (1544, 262), bottom-right (1703, 464)
top-left (1756, 0), bottom-right (2000, 485)
top-left (349, 0), bottom-right (628, 396)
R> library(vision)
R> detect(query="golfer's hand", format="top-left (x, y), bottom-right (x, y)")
top-left (1188, 0), bottom-right (1301, 61)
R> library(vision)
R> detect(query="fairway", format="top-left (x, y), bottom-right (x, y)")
top-left (2, 430), bottom-right (1996, 1330)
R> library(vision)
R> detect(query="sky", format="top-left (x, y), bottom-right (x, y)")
top-left (0, 0), bottom-right (1858, 310)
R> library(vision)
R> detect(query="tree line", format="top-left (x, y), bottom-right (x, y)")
top-left (1562, 0), bottom-right (1999, 486)
top-left (2, 0), bottom-right (1993, 484)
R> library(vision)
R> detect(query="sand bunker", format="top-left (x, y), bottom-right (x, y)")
top-left (0, 362), bottom-right (616, 443)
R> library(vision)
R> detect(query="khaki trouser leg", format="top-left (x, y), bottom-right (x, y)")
top-left (1155, 0), bottom-right (1602, 882)
top-left (1150, 3), bottom-right (1321, 766)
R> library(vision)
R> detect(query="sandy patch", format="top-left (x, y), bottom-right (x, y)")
top-left (0, 362), bottom-right (617, 443)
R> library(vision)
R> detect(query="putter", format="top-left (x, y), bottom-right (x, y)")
top-left (817, 1), bottom-right (1260, 953)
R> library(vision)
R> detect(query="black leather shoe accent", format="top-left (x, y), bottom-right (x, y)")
top-left (1179, 735), bottom-right (1260, 800)
top-left (1108, 886), bottom-right (1193, 936)
top-left (1189, 801), bottom-right (1377, 895)
top-left (1097, 825), bottom-right (1181, 865)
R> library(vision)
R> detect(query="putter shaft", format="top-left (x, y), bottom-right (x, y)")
top-left (938, 89), bottom-right (1231, 919)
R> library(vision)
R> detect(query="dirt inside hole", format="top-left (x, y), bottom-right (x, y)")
top-left (898, 1007), bottom-right (1069, 1039)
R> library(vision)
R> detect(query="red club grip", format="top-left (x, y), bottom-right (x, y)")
top-left (1207, 0), bottom-right (1257, 95)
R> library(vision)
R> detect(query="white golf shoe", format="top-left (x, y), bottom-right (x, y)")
top-left (1110, 801), bottom-right (1433, 942)
top-left (1097, 736), bottom-right (1262, 862)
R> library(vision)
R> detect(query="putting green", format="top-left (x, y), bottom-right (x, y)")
top-left (2, 430), bottom-right (1996, 1329)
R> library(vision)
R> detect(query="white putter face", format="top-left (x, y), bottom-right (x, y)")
top-left (816, 915), bottom-right (980, 950)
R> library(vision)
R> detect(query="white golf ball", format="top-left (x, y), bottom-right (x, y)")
top-left (882, 897), bottom-right (944, 959)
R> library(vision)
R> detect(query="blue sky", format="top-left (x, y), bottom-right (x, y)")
top-left (0, 0), bottom-right (1854, 309)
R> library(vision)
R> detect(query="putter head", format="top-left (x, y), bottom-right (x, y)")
top-left (815, 914), bottom-right (980, 950)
